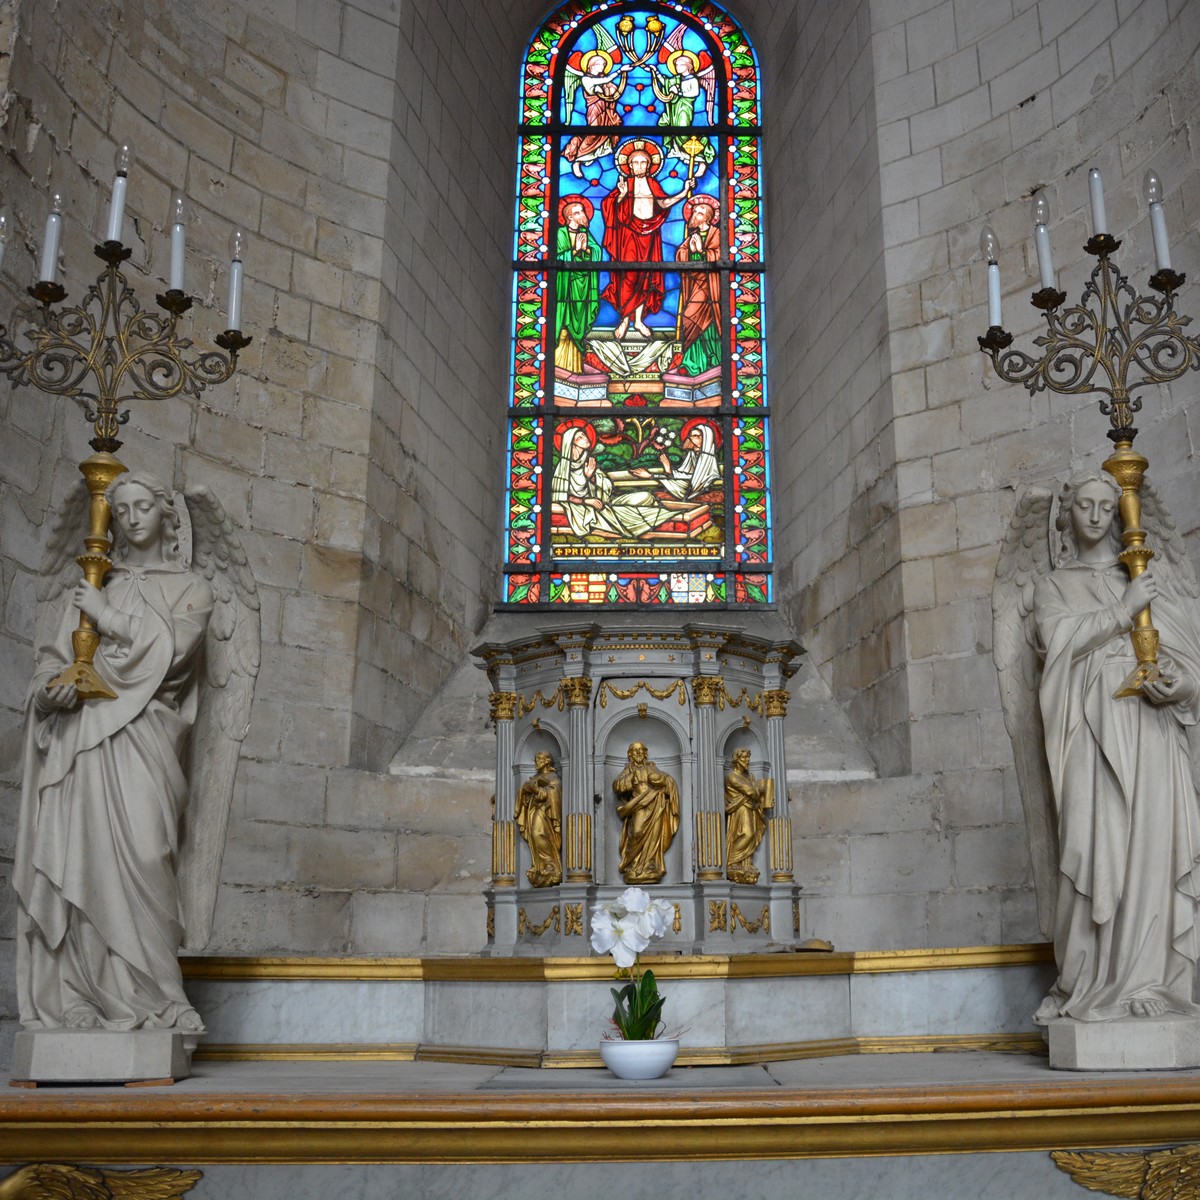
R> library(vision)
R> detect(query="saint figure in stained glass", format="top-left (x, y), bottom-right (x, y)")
top-left (555, 196), bottom-right (601, 374)
top-left (675, 195), bottom-right (721, 376)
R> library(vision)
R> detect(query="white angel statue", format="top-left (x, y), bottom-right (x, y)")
top-left (15, 469), bottom-right (259, 1033)
top-left (994, 471), bottom-right (1200, 1025)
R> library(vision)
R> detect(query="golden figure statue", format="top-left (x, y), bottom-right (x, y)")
top-left (724, 747), bottom-right (773, 884)
top-left (613, 741), bottom-right (680, 884)
top-left (514, 751), bottom-right (563, 887)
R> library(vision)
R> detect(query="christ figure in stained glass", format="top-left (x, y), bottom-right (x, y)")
top-left (602, 138), bottom-right (694, 341)
top-left (555, 195), bottom-right (601, 374)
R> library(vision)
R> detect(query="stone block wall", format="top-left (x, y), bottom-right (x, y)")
top-left (870, 0), bottom-right (1200, 789)
top-left (762, 1), bottom-right (905, 775)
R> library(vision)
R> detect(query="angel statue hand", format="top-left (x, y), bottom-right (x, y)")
top-left (38, 681), bottom-right (80, 712)
top-left (1123, 569), bottom-right (1158, 621)
top-left (1141, 670), bottom-right (1197, 707)
top-left (71, 580), bottom-right (106, 623)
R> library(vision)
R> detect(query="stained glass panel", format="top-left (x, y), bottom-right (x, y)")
top-left (506, 0), bottom-right (768, 608)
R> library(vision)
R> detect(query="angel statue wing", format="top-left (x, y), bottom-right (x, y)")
top-left (0, 1164), bottom-right (201, 1199)
top-left (176, 485), bottom-right (260, 950)
top-left (992, 486), bottom-right (1058, 940)
top-left (1140, 480), bottom-right (1200, 600)
top-left (1052, 1143), bottom-right (1200, 1199)
top-left (33, 480), bottom-right (90, 652)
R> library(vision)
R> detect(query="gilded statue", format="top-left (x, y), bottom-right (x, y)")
top-left (515, 750), bottom-right (563, 887)
top-left (994, 472), bottom-right (1200, 1025)
top-left (16, 470), bottom-right (259, 1034)
top-left (724, 747), bottom-right (773, 884)
top-left (613, 741), bottom-right (679, 884)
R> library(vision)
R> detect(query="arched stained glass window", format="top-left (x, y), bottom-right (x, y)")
top-left (503, 1), bottom-right (770, 607)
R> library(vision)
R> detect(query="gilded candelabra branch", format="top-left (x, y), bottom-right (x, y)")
top-left (0, 242), bottom-right (250, 455)
top-left (978, 167), bottom-right (1198, 697)
top-left (980, 246), bottom-right (1200, 431)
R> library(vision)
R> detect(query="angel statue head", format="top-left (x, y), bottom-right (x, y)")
top-left (105, 470), bottom-right (182, 563)
top-left (1055, 470), bottom-right (1122, 564)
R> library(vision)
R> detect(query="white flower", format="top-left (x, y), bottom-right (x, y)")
top-left (590, 907), bottom-right (649, 970)
top-left (616, 887), bottom-right (652, 916)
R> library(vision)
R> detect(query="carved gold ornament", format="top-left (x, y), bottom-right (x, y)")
top-left (708, 900), bottom-right (728, 931)
top-left (564, 903), bottom-right (584, 936)
top-left (489, 691), bottom-right (518, 722)
top-left (0, 1164), bottom-right (201, 1198)
top-left (518, 685), bottom-right (566, 716)
top-left (561, 676), bottom-right (593, 708)
top-left (730, 903), bottom-right (769, 934)
top-left (518, 906), bottom-right (561, 936)
top-left (1051, 1143), bottom-right (1200, 1197)
top-left (599, 680), bottom-right (687, 707)
top-left (762, 688), bottom-right (790, 718)
top-left (690, 675), bottom-right (723, 706)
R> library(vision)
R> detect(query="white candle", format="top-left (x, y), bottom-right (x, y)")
top-left (0, 209), bottom-right (9, 277)
top-left (980, 225), bottom-right (1001, 326)
top-left (105, 143), bottom-right (133, 244)
top-left (40, 191), bottom-right (63, 283)
top-left (1031, 193), bottom-right (1055, 290)
top-left (168, 192), bottom-right (187, 290)
top-left (227, 228), bottom-right (245, 329)
top-left (1144, 170), bottom-right (1171, 271)
top-left (1088, 167), bottom-right (1107, 236)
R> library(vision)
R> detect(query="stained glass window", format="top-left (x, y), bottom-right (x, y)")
top-left (503, 0), bottom-right (770, 608)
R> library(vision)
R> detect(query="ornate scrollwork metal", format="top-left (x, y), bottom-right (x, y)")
top-left (978, 249), bottom-right (1200, 442)
top-left (979, 238), bottom-right (1200, 695)
top-left (0, 246), bottom-right (249, 454)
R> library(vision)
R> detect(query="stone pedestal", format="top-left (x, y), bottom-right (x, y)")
top-left (1047, 1015), bottom-right (1200, 1070)
top-left (11, 1030), bottom-right (194, 1084)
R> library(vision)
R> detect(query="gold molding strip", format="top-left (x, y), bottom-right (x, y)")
top-left (181, 943), bottom-right (1053, 982)
top-left (198, 1043), bottom-right (420, 1062)
top-left (6, 1072), bottom-right (1200, 1164)
top-left (194, 1033), bottom-right (1046, 1068)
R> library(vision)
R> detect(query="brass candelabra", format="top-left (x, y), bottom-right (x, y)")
top-left (978, 168), bottom-right (1200, 697)
top-left (0, 158), bottom-right (251, 700)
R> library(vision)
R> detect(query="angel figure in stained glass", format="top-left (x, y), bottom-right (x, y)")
top-left (562, 29), bottom-right (631, 177)
top-left (651, 28), bottom-right (717, 175)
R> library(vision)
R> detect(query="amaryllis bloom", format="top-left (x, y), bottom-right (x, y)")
top-left (590, 907), bottom-right (649, 969)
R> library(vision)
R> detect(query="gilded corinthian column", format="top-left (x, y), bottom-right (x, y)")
top-left (691, 675), bottom-right (724, 880)
top-left (562, 676), bottom-right (593, 882)
top-left (763, 688), bottom-right (794, 882)
top-left (489, 691), bottom-right (518, 887)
